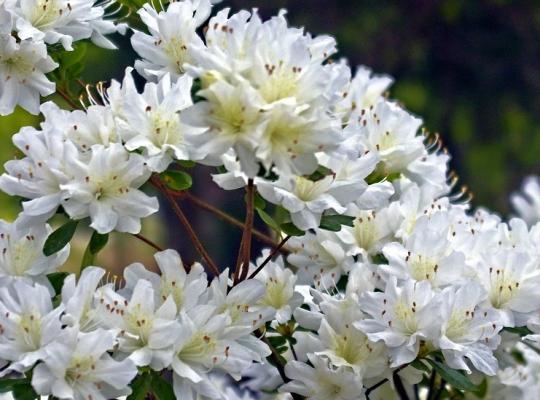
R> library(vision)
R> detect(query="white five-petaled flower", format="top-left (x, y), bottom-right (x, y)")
top-left (280, 354), bottom-right (365, 400)
top-left (114, 69), bottom-right (205, 172)
top-left (131, 0), bottom-right (212, 81)
top-left (356, 277), bottom-right (440, 366)
top-left (0, 216), bottom-right (69, 287)
top-left (32, 327), bottom-right (138, 400)
top-left (60, 143), bottom-right (159, 234)
top-left (0, 281), bottom-right (64, 375)
top-left (0, 33), bottom-right (57, 115)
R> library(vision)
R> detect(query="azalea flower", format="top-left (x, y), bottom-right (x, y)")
top-left (60, 143), bottom-right (159, 234)
top-left (0, 34), bottom-right (57, 115)
top-left (32, 328), bottom-right (138, 400)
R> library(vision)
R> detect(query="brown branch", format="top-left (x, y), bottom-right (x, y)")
top-left (184, 192), bottom-right (289, 252)
top-left (56, 87), bottom-right (80, 109)
top-left (234, 179), bottom-right (254, 283)
top-left (156, 180), bottom-right (220, 277)
top-left (248, 235), bottom-right (291, 280)
top-left (132, 233), bottom-right (163, 252)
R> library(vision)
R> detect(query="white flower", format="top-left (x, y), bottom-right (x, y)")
top-left (183, 79), bottom-right (267, 175)
top-left (381, 214), bottom-right (469, 288)
top-left (477, 249), bottom-right (540, 327)
top-left (61, 266), bottom-right (106, 332)
top-left (287, 229), bottom-right (355, 287)
top-left (122, 249), bottom-right (208, 313)
top-left (339, 65), bottom-right (393, 121)
top-left (0, 121), bottom-right (78, 222)
top-left (96, 279), bottom-right (180, 369)
top-left (0, 34), bottom-right (57, 115)
top-left (114, 69), bottom-right (204, 172)
top-left (356, 277), bottom-right (441, 366)
top-left (253, 252), bottom-right (303, 324)
top-left (437, 282), bottom-right (501, 376)
top-left (257, 175), bottom-right (346, 231)
top-left (312, 297), bottom-right (387, 379)
top-left (347, 100), bottom-right (424, 176)
top-left (0, 216), bottom-right (69, 287)
top-left (40, 102), bottom-right (120, 152)
top-left (336, 203), bottom-right (400, 260)
top-left (60, 143), bottom-right (159, 234)
top-left (0, 281), bottom-right (64, 375)
top-left (511, 176), bottom-right (540, 226)
top-left (32, 328), bottom-right (137, 400)
top-left (11, 0), bottom-right (121, 50)
top-left (131, 0), bottom-right (212, 81)
top-left (280, 354), bottom-right (365, 400)
top-left (171, 305), bottom-right (269, 400)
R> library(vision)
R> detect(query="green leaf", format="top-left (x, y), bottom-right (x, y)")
top-left (280, 222), bottom-right (305, 237)
top-left (12, 383), bottom-right (38, 400)
top-left (162, 170), bottom-right (193, 191)
top-left (89, 231), bottom-right (109, 254)
top-left (504, 326), bottom-right (533, 336)
top-left (177, 160), bottom-right (196, 168)
top-left (43, 220), bottom-right (78, 256)
top-left (410, 359), bottom-right (431, 373)
top-left (268, 336), bottom-right (287, 348)
top-left (256, 208), bottom-right (281, 233)
top-left (0, 379), bottom-right (27, 393)
top-left (151, 373), bottom-right (175, 400)
top-left (426, 359), bottom-right (475, 391)
top-left (471, 378), bottom-right (488, 398)
top-left (81, 231), bottom-right (109, 270)
top-left (127, 373), bottom-right (151, 400)
top-left (47, 272), bottom-right (70, 296)
top-left (254, 193), bottom-right (266, 210)
top-left (319, 214), bottom-right (355, 232)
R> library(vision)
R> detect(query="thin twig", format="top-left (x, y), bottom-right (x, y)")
top-left (393, 370), bottom-right (410, 400)
top-left (365, 364), bottom-right (408, 399)
top-left (57, 87), bottom-right (80, 109)
top-left (184, 192), bottom-right (289, 252)
top-left (248, 235), bottom-right (291, 280)
top-left (157, 181), bottom-right (220, 277)
top-left (133, 233), bottom-right (163, 252)
top-left (234, 179), bottom-right (254, 283)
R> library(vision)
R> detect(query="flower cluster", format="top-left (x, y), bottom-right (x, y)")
top-left (0, 0), bottom-right (125, 115)
top-left (1, 0), bottom-right (540, 399)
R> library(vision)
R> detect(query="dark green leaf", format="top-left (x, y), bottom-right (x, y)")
top-left (43, 220), bottom-right (78, 256)
top-left (319, 214), bottom-right (355, 232)
top-left (256, 209), bottom-right (281, 233)
top-left (12, 383), bottom-right (38, 400)
top-left (80, 231), bottom-right (109, 270)
top-left (427, 359), bottom-right (475, 391)
top-left (89, 231), bottom-right (109, 254)
top-left (162, 170), bottom-right (193, 191)
top-left (177, 160), bottom-right (196, 168)
top-left (151, 372), bottom-right (175, 400)
top-left (280, 222), bottom-right (305, 237)
top-left (268, 336), bottom-right (287, 348)
top-left (47, 272), bottom-right (70, 296)
top-left (471, 378), bottom-right (488, 398)
top-left (410, 359), bottom-right (431, 373)
top-left (127, 373), bottom-right (151, 400)
top-left (254, 193), bottom-right (266, 210)
top-left (0, 379), bottom-right (27, 393)
top-left (503, 326), bottom-right (533, 336)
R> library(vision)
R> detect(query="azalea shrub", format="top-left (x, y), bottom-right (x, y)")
top-left (2, 0), bottom-right (540, 399)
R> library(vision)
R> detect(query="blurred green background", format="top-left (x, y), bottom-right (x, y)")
top-left (1, 0), bottom-right (540, 270)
